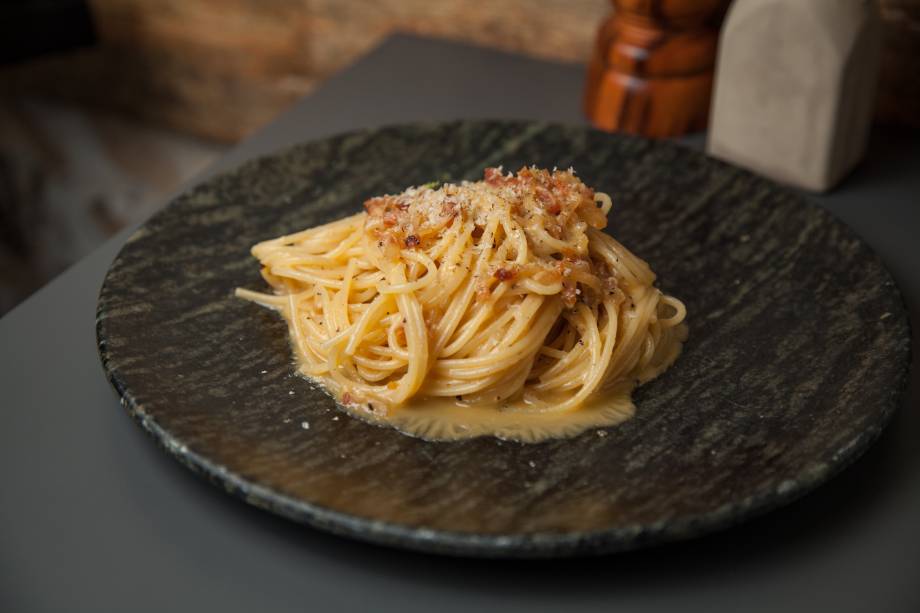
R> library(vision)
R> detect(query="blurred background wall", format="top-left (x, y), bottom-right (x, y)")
top-left (1, 0), bottom-right (918, 314)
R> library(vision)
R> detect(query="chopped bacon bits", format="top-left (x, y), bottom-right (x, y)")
top-left (341, 392), bottom-right (354, 405)
top-left (535, 187), bottom-right (561, 215)
top-left (363, 166), bottom-right (617, 311)
top-left (441, 200), bottom-right (458, 217)
top-left (363, 196), bottom-right (394, 215)
top-left (484, 167), bottom-right (506, 185)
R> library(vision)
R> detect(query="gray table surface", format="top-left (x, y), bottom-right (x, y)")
top-left (2, 35), bottom-right (918, 612)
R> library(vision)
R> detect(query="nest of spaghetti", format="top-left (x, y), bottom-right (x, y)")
top-left (238, 167), bottom-right (686, 415)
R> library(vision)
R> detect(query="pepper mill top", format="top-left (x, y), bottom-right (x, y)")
top-left (613, 0), bottom-right (729, 26)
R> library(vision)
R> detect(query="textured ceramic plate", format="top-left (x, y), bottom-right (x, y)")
top-left (97, 120), bottom-right (910, 557)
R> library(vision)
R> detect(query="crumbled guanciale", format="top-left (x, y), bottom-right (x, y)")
top-left (493, 267), bottom-right (518, 282)
top-left (484, 167), bottom-right (508, 186)
top-left (363, 166), bottom-right (618, 310)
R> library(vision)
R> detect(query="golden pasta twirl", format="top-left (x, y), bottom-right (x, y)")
top-left (237, 167), bottom-right (687, 441)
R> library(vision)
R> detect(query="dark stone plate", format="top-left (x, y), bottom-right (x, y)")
top-left (96, 120), bottom-right (911, 557)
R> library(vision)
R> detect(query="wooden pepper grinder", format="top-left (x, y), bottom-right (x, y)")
top-left (584, 0), bottom-right (732, 137)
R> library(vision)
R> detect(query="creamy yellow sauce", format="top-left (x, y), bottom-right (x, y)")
top-left (294, 322), bottom-right (687, 442)
top-left (241, 169), bottom-right (689, 442)
top-left (330, 381), bottom-right (637, 443)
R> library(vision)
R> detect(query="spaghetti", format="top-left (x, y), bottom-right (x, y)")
top-left (237, 167), bottom-right (687, 441)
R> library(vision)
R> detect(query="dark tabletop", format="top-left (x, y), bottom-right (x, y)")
top-left (1, 35), bottom-right (918, 612)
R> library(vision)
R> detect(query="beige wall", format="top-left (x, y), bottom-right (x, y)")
top-left (0, 0), bottom-right (917, 142)
top-left (0, 0), bottom-right (607, 142)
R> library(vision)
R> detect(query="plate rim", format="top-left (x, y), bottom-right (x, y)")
top-left (96, 119), bottom-right (913, 557)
